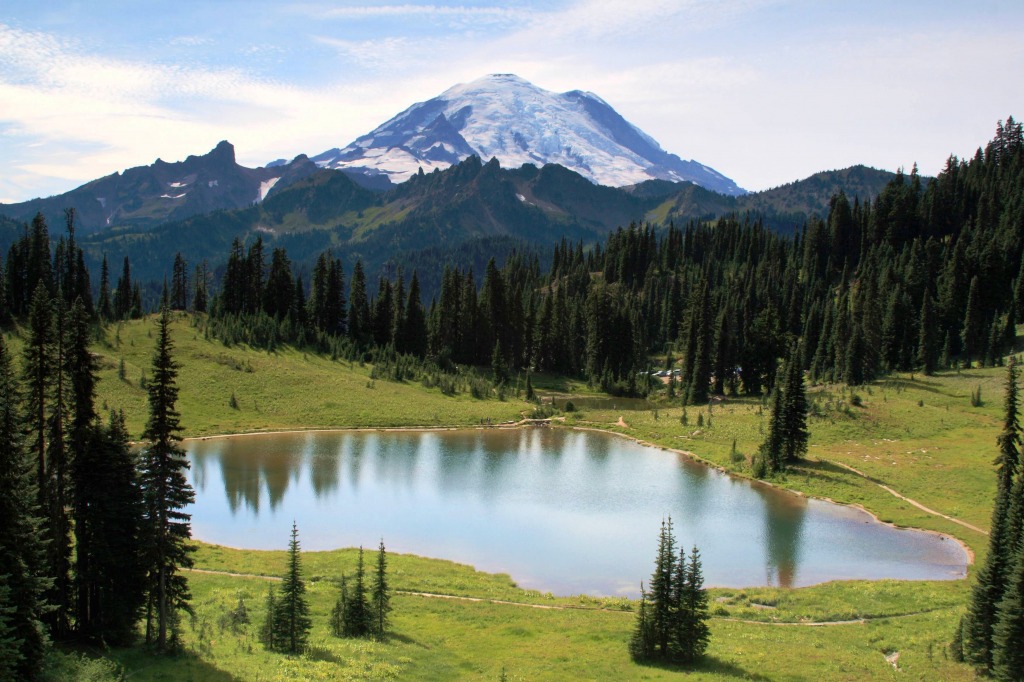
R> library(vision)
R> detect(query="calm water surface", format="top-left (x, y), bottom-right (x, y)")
top-left (186, 428), bottom-right (967, 597)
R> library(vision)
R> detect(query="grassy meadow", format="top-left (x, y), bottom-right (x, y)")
top-left (13, 313), bottom-right (1005, 680)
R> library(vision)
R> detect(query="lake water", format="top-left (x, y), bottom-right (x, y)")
top-left (186, 427), bottom-right (968, 597)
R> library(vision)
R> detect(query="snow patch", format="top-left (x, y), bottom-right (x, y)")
top-left (160, 192), bottom-right (187, 199)
top-left (208, 180), bottom-right (218, 188)
top-left (96, 197), bottom-right (106, 208)
top-left (258, 177), bottom-right (281, 202)
top-left (169, 181), bottom-right (189, 188)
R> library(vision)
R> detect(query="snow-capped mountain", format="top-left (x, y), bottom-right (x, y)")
top-left (312, 74), bottom-right (745, 195)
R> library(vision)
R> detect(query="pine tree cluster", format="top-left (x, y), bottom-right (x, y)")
top-left (630, 517), bottom-right (710, 664)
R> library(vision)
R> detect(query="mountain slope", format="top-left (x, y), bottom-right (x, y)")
top-left (76, 156), bottom-right (892, 297)
top-left (0, 142), bottom-right (318, 235)
top-left (312, 73), bottom-right (744, 195)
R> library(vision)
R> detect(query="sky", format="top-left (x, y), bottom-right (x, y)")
top-left (1, 0), bottom-right (1022, 203)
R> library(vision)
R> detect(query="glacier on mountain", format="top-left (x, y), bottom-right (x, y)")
top-left (313, 74), bottom-right (744, 196)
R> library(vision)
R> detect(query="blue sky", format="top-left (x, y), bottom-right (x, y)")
top-left (1, 0), bottom-right (1022, 202)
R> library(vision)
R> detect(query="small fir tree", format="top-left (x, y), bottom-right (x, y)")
top-left (372, 540), bottom-right (392, 639)
top-left (273, 522), bottom-right (311, 654)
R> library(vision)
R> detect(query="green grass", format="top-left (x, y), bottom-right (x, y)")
top-left (9, 315), bottom-right (1005, 679)
top-left (85, 314), bottom-right (530, 438)
top-left (98, 548), bottom-right (975, 681)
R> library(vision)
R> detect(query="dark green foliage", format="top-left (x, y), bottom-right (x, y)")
top-left (73, 409), bottom-right (145, 645)
top-left (0, 335), bottom-right (50, 680)
top-left (329, 574), bottom-right (347, 639)
top-left (259, 586), bottom-right (277, 651)
top-left (70, 295), bottom-right (146, 644)
top-left (993, 541), bottom-right (1024, 680)
top-left (675, 546), bottom-right (710, 663)
top-left (918, 293), bottom-right (939, 375)
top-left (962, 359), bottom-right (1020, 672)
top-left (22, 284), bottom-right (53, 500)
top-left (758, 382), bottom-right (785, 475)
top-left (171, 253), bottom-right (188, 311)
top-left (371, 540), bottom-right (391, 639)
top-left (271, 522), bottom-right (311, 655)
top-left (630, 518), bottom-right (710, 665)
top-left (781, 349), bottom-right (809, 464)
top-left (139, 308), bottom-right (195, 652)
top-left (43, 297), bottom-right (72, 639)
top-left (334, 547), bottom-right (373, 638)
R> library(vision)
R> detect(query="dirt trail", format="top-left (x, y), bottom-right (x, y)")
top-left (828, 460), bottom-right (988, 536)
top-left (185, 568), bottom-right (943, 626)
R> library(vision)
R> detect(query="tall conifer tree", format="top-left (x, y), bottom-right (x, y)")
top-left (0, 335), bottom-right (50, 680)
top-left (139, 308), bottom-right (195, 651)
top-left (962, 359), bottom-right (1020, 671)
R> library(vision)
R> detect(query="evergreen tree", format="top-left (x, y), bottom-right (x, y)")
top-left (628, 582), bottom-right (654, 661)
top-left (113, 256), bottom-right (133, 320)
top-left (918, 293), bottom-right (939, 375)
top-left (259, 586), bottom-right (277, 651)
top-left (97, 255), bottom-right (112, 320)
top-left (0, 334), bottom-right (50, 680)
top-left (348, 261), bottom-right (371, 349)
top-left (631, 518), bottom-right (710, 664)
top-left (962, 276), bottom-right (985, 366)
top-left (686, 279), bottom-right (712, 404)
top-left (273, 522), bottom-right (311, 654)
top-left (139, 308), bottom-right (195, 651)
top-left (22, 285), bottom-right (53, 503)
top-left (343, 547), bottom-right (372, 637)
top-left (993, 539), bottom-right (1024, 680)
top-left (403, 272), bottom-right (428, 357)
top-left (675, 545), bottom-right (710, 663)
top-left (43, 297), bottom-right (73, 639)
top-left (962, 359), bottom-right (1020, 672)
top-left (26, 213), bottom-right (53, 298)
top-left (330, 574), bottom-right (348, 638)
top-left (491, 340), bottom-right (509, 386)
top-left (371, 539), bottom-right (391, 639)
top-left (757, 379), bottom-right (785, 475)
top-left (648, 517), bottom-right (677, 657)
top-left (264, 248), bottom-right (295, 320)
top-left (781, 349), bottom-right (809, 464)
top-left (75, 410), bottom-right (144, 644)
top-left (193, 262), bottom-right (208, 314)
top-left (170, 253), bottom-right (189, 311)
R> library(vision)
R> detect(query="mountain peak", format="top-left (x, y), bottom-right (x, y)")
top-left (312, 74), bottom-right (744, 195)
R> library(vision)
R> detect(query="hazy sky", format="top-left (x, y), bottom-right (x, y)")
top-left (1, 0), bottom-right (1022, 203)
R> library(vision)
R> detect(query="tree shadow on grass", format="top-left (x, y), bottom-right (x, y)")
top-left (118, 650), bottom-right (244, 682)
top-left (386, 631), bottom-right (426, 647)
top-left (637, 654), bottom-right (771, 680)
top-left (789, 458), bottom-right (858, 486)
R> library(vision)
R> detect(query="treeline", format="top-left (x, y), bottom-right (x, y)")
top-left (6, 120), bottom-right (1024, 403)
top-left (173, 118), bottom-right (1024, 401)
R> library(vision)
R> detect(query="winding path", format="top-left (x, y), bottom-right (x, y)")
top-left (827, 460), bottom-right (989, 536)
top-left (185, 568), bottom-right (944, 626)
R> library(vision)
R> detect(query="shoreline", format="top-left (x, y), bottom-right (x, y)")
top-left (182, 420), bottom-right (975, 574)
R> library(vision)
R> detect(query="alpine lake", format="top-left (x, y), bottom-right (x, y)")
top-left (186, 426), bottom-right (968, 597)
